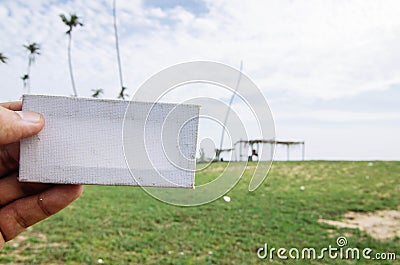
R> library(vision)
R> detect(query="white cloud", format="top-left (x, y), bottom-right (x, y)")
top-left (2, 0), bottom-right (400, 99)
top-left (277, 109), bottom-right (400, 123)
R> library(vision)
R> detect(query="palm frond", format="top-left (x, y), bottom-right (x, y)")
top-left (91, 89), bottom-right (104, 98)
top-left (0, 52), bottom-right (8, 64)
top-left (117, 86), bottom-right (128, 100)
top-left (60, 13), bottom-right (83, 34)
top-left (24, 43), bottom-right (41, 57)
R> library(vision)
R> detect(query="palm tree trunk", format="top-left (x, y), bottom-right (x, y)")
top-left (26, 58), bottom-right (31, 94)
top-left (113, 0), bottom-right (124, 92)
top-left (68, 33), bottom-right (78, 97)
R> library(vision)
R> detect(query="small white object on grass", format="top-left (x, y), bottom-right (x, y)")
top-left (300, 186), bottom-right (305, 191)
top-left (368, 162), bottom-right (374, 166)
top-left (97, 259), bottom-right (104, 264)
top-left (223, 196), bottom-right (231, 202)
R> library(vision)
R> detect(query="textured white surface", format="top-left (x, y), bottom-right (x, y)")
top-left (19, 95), bottom-right (199, 187)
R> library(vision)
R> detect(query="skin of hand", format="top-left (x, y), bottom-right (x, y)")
top-left (0, 101), bottom-right (83, 249)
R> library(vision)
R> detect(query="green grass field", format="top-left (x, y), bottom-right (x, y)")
top-left (1, 161), bottom-right (399, 264)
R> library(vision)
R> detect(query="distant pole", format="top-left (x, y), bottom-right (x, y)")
top-left (287, 144), bottom-right (290, 161)
top-left (239, 139), bottom-right (242, 162)
top-left (270, 141), bottom-right (274, 161)
top-left (218, 60), bottom-right (243, 160)
top-left (234, 142), bottom-right (237, 162)
top-left (250, 142), bottom-right (254, 161)
top-left (302, 142), bottom-right (305, 161)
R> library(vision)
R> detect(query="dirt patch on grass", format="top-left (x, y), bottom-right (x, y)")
top-left (319, 209), bottom-right (400, 240)
top-left (9, 228), bottom-right (67, 248)
top-left (4, 228), bottom-right (68, 263)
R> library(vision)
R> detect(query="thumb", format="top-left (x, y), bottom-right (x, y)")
top-left (0, 106), bottom-right (44, 145)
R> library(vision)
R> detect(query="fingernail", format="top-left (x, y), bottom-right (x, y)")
top-left (16, 111), bottom-right (42, 123)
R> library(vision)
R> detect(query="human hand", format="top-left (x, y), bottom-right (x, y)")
top-left (0, 101), bottom-right (83, 249)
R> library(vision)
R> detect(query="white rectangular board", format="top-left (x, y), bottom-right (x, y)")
top-left (19, 95), bottom-right (200, 188)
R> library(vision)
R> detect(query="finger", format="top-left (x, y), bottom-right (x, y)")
top-left (0, 107), bottom-right (44, 145)
top-left (0, 185), bottom-right (83, 242)
top-left (0, 102), bottom-right (22, 111)
top-left (0, 173), bottom-right (50, 206)
top-left (0, 228), bottom-right (4, 249)
top-left (0, 142), bottom-right (19, 177)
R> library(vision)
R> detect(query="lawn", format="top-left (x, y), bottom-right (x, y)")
top-left (1, 161), bottom-right (399, 264)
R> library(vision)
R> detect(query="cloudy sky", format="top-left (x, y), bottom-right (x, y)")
top-left (0, 0), bottom-right (399, 160)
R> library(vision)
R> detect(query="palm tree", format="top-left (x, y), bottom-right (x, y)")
top-left (117, 86), bottom-right (128, 99)
top-left (91, 88), bottom-right (104, 98)
top-left (21, 74), bottom-right (29, 89)
top-left (60, 13), bottom-right (83, 97)
top-left (113, 0), bottom-right (127, 99)
top-left (23, 42), bottom-right (41, 93)
top-left (0, 53), bottom-right (8, 64)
